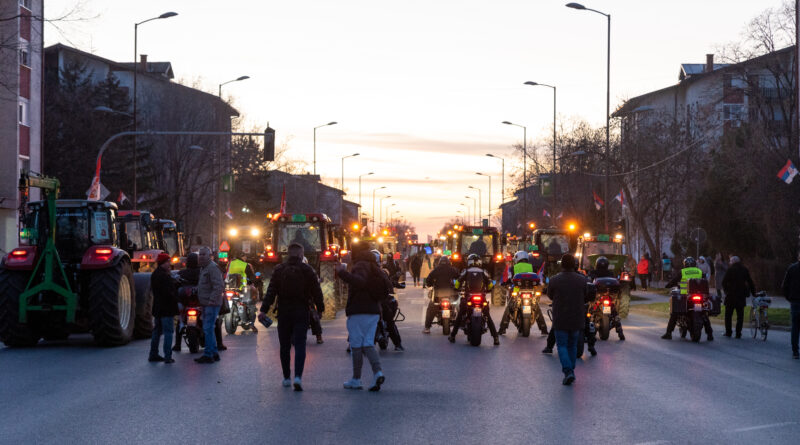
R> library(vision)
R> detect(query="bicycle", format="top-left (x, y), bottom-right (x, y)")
top-left (749, 291), bottom-right (771, 341)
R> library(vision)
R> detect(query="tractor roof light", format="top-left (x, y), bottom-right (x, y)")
top-left (228, 228), bottom-right (238, 237)
top-left (584, 232), bottom-right (591, 238)
top-left (250, 228), bottom-right (260, 237)
top-left (615, 233), bottom-right (623, 240)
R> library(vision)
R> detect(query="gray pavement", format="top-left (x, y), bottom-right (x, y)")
top-left (1, 285), bottom-right (799, 444)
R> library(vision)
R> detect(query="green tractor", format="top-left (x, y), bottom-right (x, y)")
top-left (532, 227), bottom-right (574, 287)
top-left (448, 224), bottom-right (507, 306)
top-left (575, 232), bottom-right (631, 317)
top-left (0, 174), bottom-right (142, 346)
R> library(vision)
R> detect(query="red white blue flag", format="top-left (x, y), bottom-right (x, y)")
top-left (225, 208), bottom-right (234, 220)
top-left (542, 209), bottom-right (551, 218)
top-left (777, 159), bottom-right (798, 184)
top-left (593, 191), bottom-right (604, 210)
top-left (613, 189), bottom-right (625, 207)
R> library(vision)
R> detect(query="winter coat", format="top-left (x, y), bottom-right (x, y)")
top-left (636, 258), bottom-right (650, 275)
top-left (697, 261), bottom-right (711, 280)
top-left (410, 255), bottom-right (423, 275)
top-left (150, 266), bottom-right (178, 317)
top-left (722, 262), bottom-right (755, 306)
top-left (197, 261), bottom-right (224, 307)
top-left (547, 270), bottom-right (588, 332)
top-left (713, 259), bottom-right (727, 292)
top-left (339, 255), bottom-right (390, 316)
top-left (425, 264), bottom-right (459, 290)
top-left (261, 256), bottom-right (324, 317)
top-left (781, 262), bottom-right (800, 303)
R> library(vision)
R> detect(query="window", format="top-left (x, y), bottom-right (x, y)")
top-left (723, 104), bottom-right (745, 121)
top-left (19, 47), bottom-right (29, 66)
top-left (18, 100), bottom-right (28, 125)
top-left (19, 0), bottom-right (31, 9)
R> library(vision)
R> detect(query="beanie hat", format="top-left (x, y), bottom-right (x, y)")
top-left (157, 252), bottom-right (171, 265)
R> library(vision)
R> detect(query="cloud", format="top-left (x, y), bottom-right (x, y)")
top-left (334, 133), bottom-right (509, 156)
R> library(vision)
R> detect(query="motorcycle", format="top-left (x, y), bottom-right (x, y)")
top-left (505, 272), bottom-right (543, 338)
top-left (223, 274), bottom-right (257, 335)
top-left (669, 278), bottom-right (719, 342)
top-left (464, 292), bottom-right (489, 346)
top-left (177, 286), bottom-right (205, 353)
top-left (589, 277), bottom-right (623, 341)
top-left (427, 286), bottom-right (458, 335)
top-left (375, 279), bottom-right (406, 350)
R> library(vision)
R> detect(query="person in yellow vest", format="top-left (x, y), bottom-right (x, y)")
top-left (661, 257), bottom-right (713, 340)
top-left (227, 251), bottom-right (259, 333)
top-left (499, 251), bottom-right (548, 336)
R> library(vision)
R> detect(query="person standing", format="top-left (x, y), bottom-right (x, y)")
top-left (697, 257), bottom-right (711, 282)
top-left (661, 253), bottom-right (672, 284)
top-left (259, 243), bottom-right (324, 391)
top-left (410, 252), bottom-right (423, 287)
top-left (336, 244), bottom-right (388, 391)
top-left (636, 255), bottom-right (650, 291)
top-left (195, 247), bottom-right (224, 364)
top-left (713, 253), bottom-right (727, 301)
top-left (548, 254), bottom-right (588, 386)
top-left (780, 253), bottom-right (800, 359)
top-left (721, 256), bottom-right (756, 339)
top-left (149, 253), bottom-right (179, 364)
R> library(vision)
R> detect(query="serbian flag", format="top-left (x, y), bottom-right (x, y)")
top-left (279, 184), bottom-right (287, 214)
top-left (557, 212), bottom-right (564, 220)
top-left (118, 191), bottom-right (129, 204)
top-left (542, 209), bottom-right (551, 218)
top-left (613, 189), bottom-right (625, 207)
top-left (593, 191), bottom-right (604, 210)
top-left (777, 159), bottom-right (798, 184)
top-left (225, 208), bottom-right (234, 220)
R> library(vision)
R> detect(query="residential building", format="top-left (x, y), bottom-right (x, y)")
top-left (263, 170), bottom-right (360, 226)
top-left (0, 0), bottom-right (43, 255)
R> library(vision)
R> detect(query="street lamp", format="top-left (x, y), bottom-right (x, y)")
top-left (468, 186), bottom-right (482, 225)
top-left (358, 172), bottom-right (374, 209)
top-left (524, 81), bottom-right (557, 224)
top-left (218, 75), bottom-right (250, 98)
top-left (476, 172), bottom-right (491, 221)
top-left (486, 154), bottom-right (504, 204)
top-left (372, 186), bottom-right (386, 232)
top-left (218, 75), bottom-right (250, 231)
top-left (379, 198), bottom-right (392, 227)
top-left (133, 11), bottom-right (178, 209)
top-left (313, 121), bottom-right (337, 176)
top-left (464, 195), bottom-right (476, 225)
top-left (567, 1), bottom-right (611, 230)
top-left (384, 203), bottom-right (396, 227)
top-left (341, 153), bottom-right (359, 224)
top-left (502, 121), bottom-right (527, 226)
top-left (460, 202), bottom-right (471, 224)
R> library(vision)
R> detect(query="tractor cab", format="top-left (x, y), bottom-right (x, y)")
top-left (448, 224), bottom-right (506, 305)
top-left (263, 213), bottom-right (337, 272)
top-left (221, 225), bottom-right (267, 268)
top-left (575, 232), bottom-right (626, 276)
top-left (532, 227), bottom-right (574, 283)
top-left (157, 219), bottom-right (186, 268)
top-left (116, 210), bottom-right (163, 272)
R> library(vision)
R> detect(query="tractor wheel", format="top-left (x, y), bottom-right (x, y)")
top-left (320, 263), bottom-right (337, 320)
top-left (0, 268), bottom-right (40, 347)
top-left (88, 261), bottom-right (136, 346)
top-left (133, 273), bottom-right (154, 339)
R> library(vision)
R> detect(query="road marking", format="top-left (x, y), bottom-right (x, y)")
top-left (733, 422), bottom-right (797, 432)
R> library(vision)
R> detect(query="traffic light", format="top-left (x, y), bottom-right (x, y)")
top-left (264, 127), bottom-right (275, 161)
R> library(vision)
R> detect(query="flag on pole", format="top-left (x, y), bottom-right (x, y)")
top-left (593, 191), bottom-right (604, 210)
top-left (225, 208), bottom-right (234, 220)
top-left (279, 184), bottom-right (287, 214)
top-left (118, 191), bottom-right (129, 204)
top-left (542, 209), bottom-right (551, 218)
top-left (777, 159), bottom-right (799, 184)
top-left (87, 180), bottom-right (109, 201)
top-left (209, 208), bottom-right (215, 217)
top-left (557, 212), bottom-right (564, 220)
top-left (613, 189), bottom-right (625, 207)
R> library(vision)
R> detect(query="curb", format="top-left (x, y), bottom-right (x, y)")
top-left (629, 307), bottom-right (791, 332)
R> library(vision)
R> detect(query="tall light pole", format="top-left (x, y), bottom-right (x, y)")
top-left (340, 153), bottom-right (359, 224)
top-left (468, 186), bottom-right (482, 225)
top-left (218, 75), bottom-right (250, 233)
top-left (313, 121), bottom-right (337, 176)
top-left (464, 196), bottom-right (476, 225)
top-left (133, 11), bottom-right (178, 209)
top-left (457, 209), bottom-right (466, 225)
top-left (379, 197), bottom-right (392, 228)
top-left (372, 186), bottom-right (386, 233)
top-left (219, 75), bottom-right (250, 98)
top-left (502, 121), bottom-right (526, 227)
top-left (358, 172), bottom-right (373, 209)
top-left (460, 202), bottom-right (470, 225)
top-left (486, 154), bottom-right (505, 204)
top-left (476, 172), bottom-right (491, 221)
top-left (567, 2), bottom-right (610, 230)
top-left (524, 81), bottom-right (557, 224)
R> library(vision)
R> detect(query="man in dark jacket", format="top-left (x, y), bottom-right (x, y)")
top-left (149, 253), bottom-right (179, 364)
top-left (721, 256), bottom-right (756, 338)
top-left (547, 254), bottom-right (588, 385)
top-left (173, 252), bottom-right (227, 352)
top-left (259, 243), bottom-right (324, 391)
top-left (410, 252), bottom-right (423, 287)
top-left (423, 256), bottom-right (459, 333)
top-left (781, 253), bottom-right (800, 359)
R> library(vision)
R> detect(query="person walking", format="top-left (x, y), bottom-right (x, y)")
top-left (637, 254), bottom-right (650, 291)
top-left (713, 253), bottom-right (727, 301)
top-left (547, 254), bottom-right (589, 386)
top-left (336, 244), bottom-right (389, 391)
top-left (259, 243), bottom-right (324, 391)
top-left (195, 247), bottom-right (224, 364)
top-left (697, 257), bottom-right (711, 281)
top-left (661, 253), bottom-right (672, 284)
top-left (781, 253), bottom-right (800, 359)
top-left (410, 252), bottom-right (423, 287)
top-left (721, 256), bottom-right (756, 339)
top-left (148, 253), bottom-right (179, 364)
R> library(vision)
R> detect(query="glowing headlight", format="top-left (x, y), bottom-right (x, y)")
top-left (228, 228), bottom-right (238, 237)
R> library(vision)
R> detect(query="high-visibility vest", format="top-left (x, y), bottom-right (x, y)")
top-left (679, 267), bottom-right (703, 295)
top-left (228, 259), bottom-right (249, 286)
top-left (513, 262), bottom-right (534, 275)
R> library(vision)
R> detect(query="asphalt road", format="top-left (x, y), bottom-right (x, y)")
top-left (1, 284), bottom-right (799, 444)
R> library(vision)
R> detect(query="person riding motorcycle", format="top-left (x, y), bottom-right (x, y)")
top-left (422, 256), bottom-right (459, 333)
top-left (373, 249), bottom-right (404, 351)
top-left (587, 256), bottom-right (625, 340)
top-left (226, 251), bottom-right (259, 333)
top-left (448, 254), bottom-right (500, 346)
top-left (499, 251), bottom-right (548, 336)
top-left (173, 252), bottom-right (227, 351)
top-left (662, 257), bottom-right (713, 341)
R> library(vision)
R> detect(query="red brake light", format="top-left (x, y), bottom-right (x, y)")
top-left (324, 250), bottom-right (332, 257)
top-left (441, 300), bottom-right (450, 308)
top-left (171, 256), bottom-right (179, 264)
top-left (521, 293), bottom-right (532, 298)
top-left (187, 309), bottom-right (198, 316)
top-left (226, 291), bottom-right (235, 298)
top-left (471, 295), bottom-right (483, 303)
top-left (495, 254), bottom-right (503, 261)
top-left (453, 253), bottom-right (460, 260)
top-left (602, 299), bottom-right (611, 306)
top-left (10, 249), bottom-right (29, 258)
top-left (267, 251), bottom-right (274, 257)
top-left (691, 294), bottom-right (703, 302)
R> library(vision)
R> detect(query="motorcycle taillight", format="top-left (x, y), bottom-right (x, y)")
top-left (690, 294), bottom-right (703, 302)
top-left (441, 300), bottom-right (450, 308)
top-left (602, 298), bottom-right (611, 306)
top-left (187, 309), bottom-right (198, 316)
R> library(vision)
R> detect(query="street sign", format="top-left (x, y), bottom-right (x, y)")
top-left (219, 241), bottom-right (230, 252)
top-left (222, 174), bottom-right (234, 192)
top-left (540, 175), bottom-right (553, 197)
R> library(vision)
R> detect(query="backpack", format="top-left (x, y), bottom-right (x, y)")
top-left (280, 263), bottom-right (308, 303)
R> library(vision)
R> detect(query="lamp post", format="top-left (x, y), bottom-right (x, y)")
top-left (468, 186), bottom-right (481, 225)
top-left (313, 121), bottom-right (337, 176)
top-left (218, 75), bottom-right (250, 98)
top-left (475, 172), bottom-right (491, 221)
top-left (340, 153), bottom-right (359, 224)
top-left (502, 121), bottom-right (526, 226)
top-left (464, 195), bottom-right (476, 225)
top-left (133, 11), bottom-right (178, 209)
top-left (460, 202), bottom-right (471, 224)
top-left (457, 209), bottom-right (465, 225)
top-left (379, 197), bottom-right (392, 228)
top-left (372, 186), bottom-right (386, 233)
top-left (218, 75), bottom-right (250, 233)
top-left (524, 81), bottom-right (557, 224)
top-left (485, 154), bottom-right (505, 204)
top-left (358, 172), bottom-right (374, 209)
top-left (567, 2), bottom-right (611, 230)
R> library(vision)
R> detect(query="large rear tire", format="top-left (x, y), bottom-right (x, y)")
top-left (690, 312), bottom-right (702, 343)
top-left (598, 314), bottom-right (610, 340)
top-left (133, 273), bottom-right (153, 339)
top-left (0, 269), bottom-right (40, 347)
top-left (521, 317), bottom-right (531, 338)
top-left (469, 318), bottom-right (482, 346)
top-left (442, 317), bottom-right (450, 335)
top-left (88, 261), bottom-right (136, 346)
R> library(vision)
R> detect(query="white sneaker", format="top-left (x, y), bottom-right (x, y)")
top-left (343, 378), bottom-right (363, 390)
top-left (293, 377), bottom-right (303, 391)
top-left (282, 378), bottom-right (291, 387)
top-left (369, 371), bottom-right (385, 392)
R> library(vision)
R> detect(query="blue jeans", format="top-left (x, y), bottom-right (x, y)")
top-left (203, 305), bottom-right (221, 358)
top-left (554, 330), bottom-right (580, 374)
top-left (791, 302), bottom-right (800, 353)
top-left (149, 316), bottom-right (174, 360)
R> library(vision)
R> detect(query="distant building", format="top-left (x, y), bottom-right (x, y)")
top-left (0, 0), bottom-right (43, 255)
top-left (263, 170), bottom-right (359, 226)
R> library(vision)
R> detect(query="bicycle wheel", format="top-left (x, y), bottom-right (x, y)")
top-left (749, 306), bottom-right (757, 339)
top-left (760, 309), bottom-right (768, 341)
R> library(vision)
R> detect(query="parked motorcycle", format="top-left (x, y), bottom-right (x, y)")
top-left (464, 292), bottom-right (489, 346)
top-left (505, 272), bottom-right (543, 337)
top-left (589, 277), bottom-right (624, 341)
top-left (669, 278), bottom-right (720, 342)
top-left (177, 286), bottom-right (204, 353)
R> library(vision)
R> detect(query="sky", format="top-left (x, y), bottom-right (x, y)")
top-left (44, 0), bottom-right (782, 237)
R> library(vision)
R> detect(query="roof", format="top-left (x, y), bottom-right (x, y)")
top-left (119, 62), bottom-right (174, 79)
top-left (679, 63), bottom-right (729, 80)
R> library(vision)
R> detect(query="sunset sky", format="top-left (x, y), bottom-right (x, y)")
top-left (45, 0), bottom-right (780, 237)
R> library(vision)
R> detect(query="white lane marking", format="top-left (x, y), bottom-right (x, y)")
top-left (733, 422), bottom-right (798, 432)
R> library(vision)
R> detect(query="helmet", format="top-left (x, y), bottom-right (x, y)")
top-left (438, 256), bottom-right (451, 266)
top-left (595, 256), bottom-right (609, 271)
top-left (513, 251), bottom-right (529, 264)
top-left (467, 254), bottom-right (481, 267)
top-left (370, 249), bottom-right (382, 263)
top-left (683, 257), bottom-right (696, 267)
